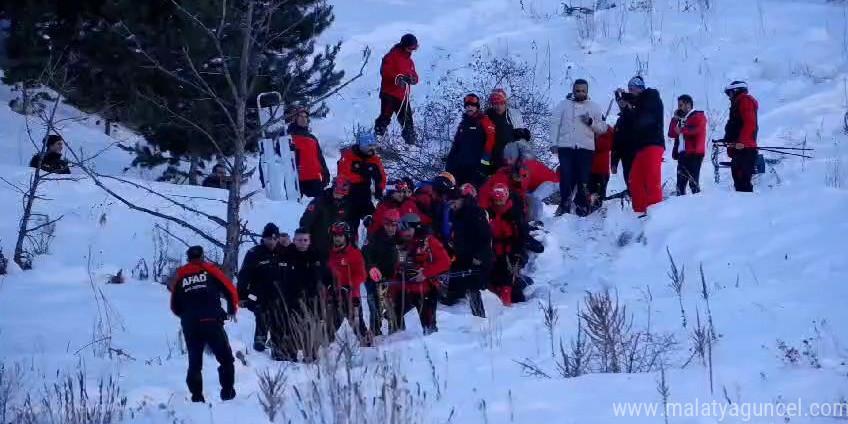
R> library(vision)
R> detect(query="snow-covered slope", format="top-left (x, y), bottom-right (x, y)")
top-left (2, 0), bottom-right (848, 423)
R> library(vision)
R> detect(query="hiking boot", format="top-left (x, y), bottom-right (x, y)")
top-left (401, 130), bottom-right (417, 145)
top-left (191, 393), bottom-right (206, 403)
top-left (220, 387), bottom-right (236, 401)
top-left (253, 341), bottom-right (266, 352)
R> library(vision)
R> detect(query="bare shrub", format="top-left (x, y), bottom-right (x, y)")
top-left (15, 367), bottom-right (127, 424)
top-left (380, 49), bottom-right (552, 180)
top-left (556, 317), bottom-right (591, 378)
top-left (666, 247), bottom-right (687, 328)
top-left (152, 224), bottom-right (181, 286)
top-left (0, 362), bottom-right (25, 423)
top-left (258, 366), bottom-right (288, 422)
top-left (538, 293), bottom-right (559, 357)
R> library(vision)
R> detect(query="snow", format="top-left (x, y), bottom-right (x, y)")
top-left (2, 0), bottom-right (848, 423)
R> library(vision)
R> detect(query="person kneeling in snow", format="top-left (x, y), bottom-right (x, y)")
top-left (502, 141), bottom-right (560, 221)
top-left (170, 246), bottom-right (238, 403)
top-left (485, 184), bottom-right (530, 306)
top-left (388, 214), bottom-right (451, 335)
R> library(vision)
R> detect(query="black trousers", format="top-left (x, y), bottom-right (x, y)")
top-left (491, 256), bottom-right (527, 303)
top-left (253, 305), bottom-right (269, 346)
top-left (349, 183), bottom-right (376, 223)
top-left (587, 173), bottom-right (609, 210)
top-left (299, 179), bottom-right (325, 198)
top-left (375, 93), bottom-right (414, 139)
top-left (182, 320), bottom-right (235, 397)
top-left (731, 148), bottom-right (757, 192)
top-left (389, 289), bottom-right (438, 334)
top-left (326, 296), bottom-right (369, 342)
top-left (441, 259), bottom-right (488, 318)
top-left (676, 153), bottom-right (704, 195)
top-left (364, 280), bottom-right (384, 335)
top-left (557, 147), bottom-right (595, 216)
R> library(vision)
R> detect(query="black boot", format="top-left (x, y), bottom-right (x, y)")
top-left (220, 387), bottom-right (236, 401)
top-left (191, 393), bottom-right (206, 403)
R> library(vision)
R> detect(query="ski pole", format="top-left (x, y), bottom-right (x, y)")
top-left (758, 148), bottom-right (813, 159)
top-left (754, 146), bottom-right (814, 151)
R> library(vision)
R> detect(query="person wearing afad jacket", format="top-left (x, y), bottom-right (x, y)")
top-left (722, 81), bottom-right (759, 193)
top-left (668, 94), bottom-right (707, 195)
top-left (446, 94), bottom-right (497, 188)
top-left (336, 133), bottom-right (387, 225)
top-left (388, 214), bottom-right (450, 335)
top-left (622, 76), bottom-right (665, 215)
top-left (550, 79), bottom-right (610, 216)
top-left (170, 246), bottom-right (238, 403)
top-left (374, 34), bottom-right (419, 145)
top-left (286, 106), bottom-right (331, 198)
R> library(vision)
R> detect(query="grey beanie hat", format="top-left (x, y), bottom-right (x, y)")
top-left (503, 141), bottom-right (533, 162)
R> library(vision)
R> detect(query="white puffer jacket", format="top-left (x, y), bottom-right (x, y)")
top-left (550, 94), bottom-right (609, 151)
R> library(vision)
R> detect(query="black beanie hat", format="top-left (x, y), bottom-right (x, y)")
top-left (400, 33), bottom-right (418, 48)
top-left (262, 222), bottom-right (280, 238)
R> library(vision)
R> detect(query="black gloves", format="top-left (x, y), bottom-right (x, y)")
top-left (363, 215), bottom-right (374, 228)
top-left (580, 114), bottom-right (594, 126)
top-left (674, 109), bottom-right (685, 118)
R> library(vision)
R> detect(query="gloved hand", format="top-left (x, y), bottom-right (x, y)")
top-left (363, 215), bottom-right (373, 228)
top-left (674, 109), bottom-right (685, 119)
top-left (472, 258), bottom-right (482, 266)
top-left (369, 267), bottom-right (383, 282)
top-left (579, 113), bottom-right (594, 126)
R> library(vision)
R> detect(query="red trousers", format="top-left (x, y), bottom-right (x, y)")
top-left (629, 146), bottom-right (664, 214)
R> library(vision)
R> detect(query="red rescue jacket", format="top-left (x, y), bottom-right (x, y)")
top-left (393, 235), bottom-right (450, 294)
top-left (724, 93), bottom-right (759, 149)
top-left (478, 167), bottom-right (529, 210)
top-left (488, 200), bottom-right (522, 257)
top-left (336, 147), bottom-right (387, 193)
top-left (592, 127), bottom-right (614, 176)
top-left (525, 159), bottom-right (559, 191)
top-left (380, 45), bottom-right (418, 100)
top-left (328, 245), bottom-right (366, 299)
top-left (289, 124), bottom-right (330, 182)
top-left (368, 198), bottom-right (421, 235)
top-left (668, 110), bottom-right (707, 155)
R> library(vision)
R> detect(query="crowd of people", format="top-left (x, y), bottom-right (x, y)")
top-left (140, 33), bottom-right (762, 403)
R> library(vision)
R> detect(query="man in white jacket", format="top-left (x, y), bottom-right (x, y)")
top-left (550, 79), bottom-right (609, 216)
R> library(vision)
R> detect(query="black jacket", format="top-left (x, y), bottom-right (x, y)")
top-left (280, 246), bottom-right (324, 309)
top-left (29, 152), bottom-right (70, 174)
top-left (362, 228), bottom-right (399, 282)
top-left (450, 198), bottom-right (493, 265)
top-left (446, 112), bottom-right (492, 181)
top-left (485, 109), bottom-right (522, 170)
top-left (170, 261), bottom-right (238, 323)
top-left (299, 189), bottom-right (357, 259)
top-left (611, 109), bottom-right (639, 167)
top-left (632, 88), bottom-right (666, 150)
top-left (237, 244), bottom-right (288, 302)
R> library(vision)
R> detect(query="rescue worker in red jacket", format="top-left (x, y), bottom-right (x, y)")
top-left (668, 94), bottom-right (707, 195)
top-left (286, 106), bottom-right (331, 198)
top-left (478, 161), bottom-right (530, 211)
top-left (170, 246), bottom-right (238, 403)
top-left (502, 141), bottom-right (560, 221)
top-left (485, 184), bottom-right (529, 306)
top-left (336, 133), bottom-right (387, 226)
top-left (446, 94), bottom-right (497, 188)
top-left (722, 81), bottom-right (759, 192)
top-left (367, 179), bottom-right (421, 235)
top-left (374, 34), bottom-right (419, 145)
top-left (388, 213), bottom-right (450, 335)
top-left (326, 222), bottom-right (370, 344)
top-left (589, 126), bottom-right (614, 211)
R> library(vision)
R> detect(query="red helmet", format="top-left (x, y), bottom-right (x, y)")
top-left (491, 183), bottom-right (510, 203)
top-left (329, 221), bottom-right (351, 238)
top-left (459, 183), bottom-right (477, 198)
top-left (384, 209), bottom-right (401, 224)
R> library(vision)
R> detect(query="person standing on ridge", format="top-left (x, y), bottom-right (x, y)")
top-left (374, 34), bottom-right (419, 145)
top-left (485, 88), bottom-right (531, 172)
top-left (550, 79), bottom-right (610, 216)
top-left (286, 105), bottom-right (331, 198)
top-left (620, 76), bottom-right (664, 216)
top-left (668, 94), bottom-right (707, 195)
top-left (237, 223), bottom-right (287, 353)
top-left (721, 81), bottom-right (759, 193)
top-left (170, 246), bottom-right (238, 403)
top-left (446, 93), bottom-right (497, 188)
